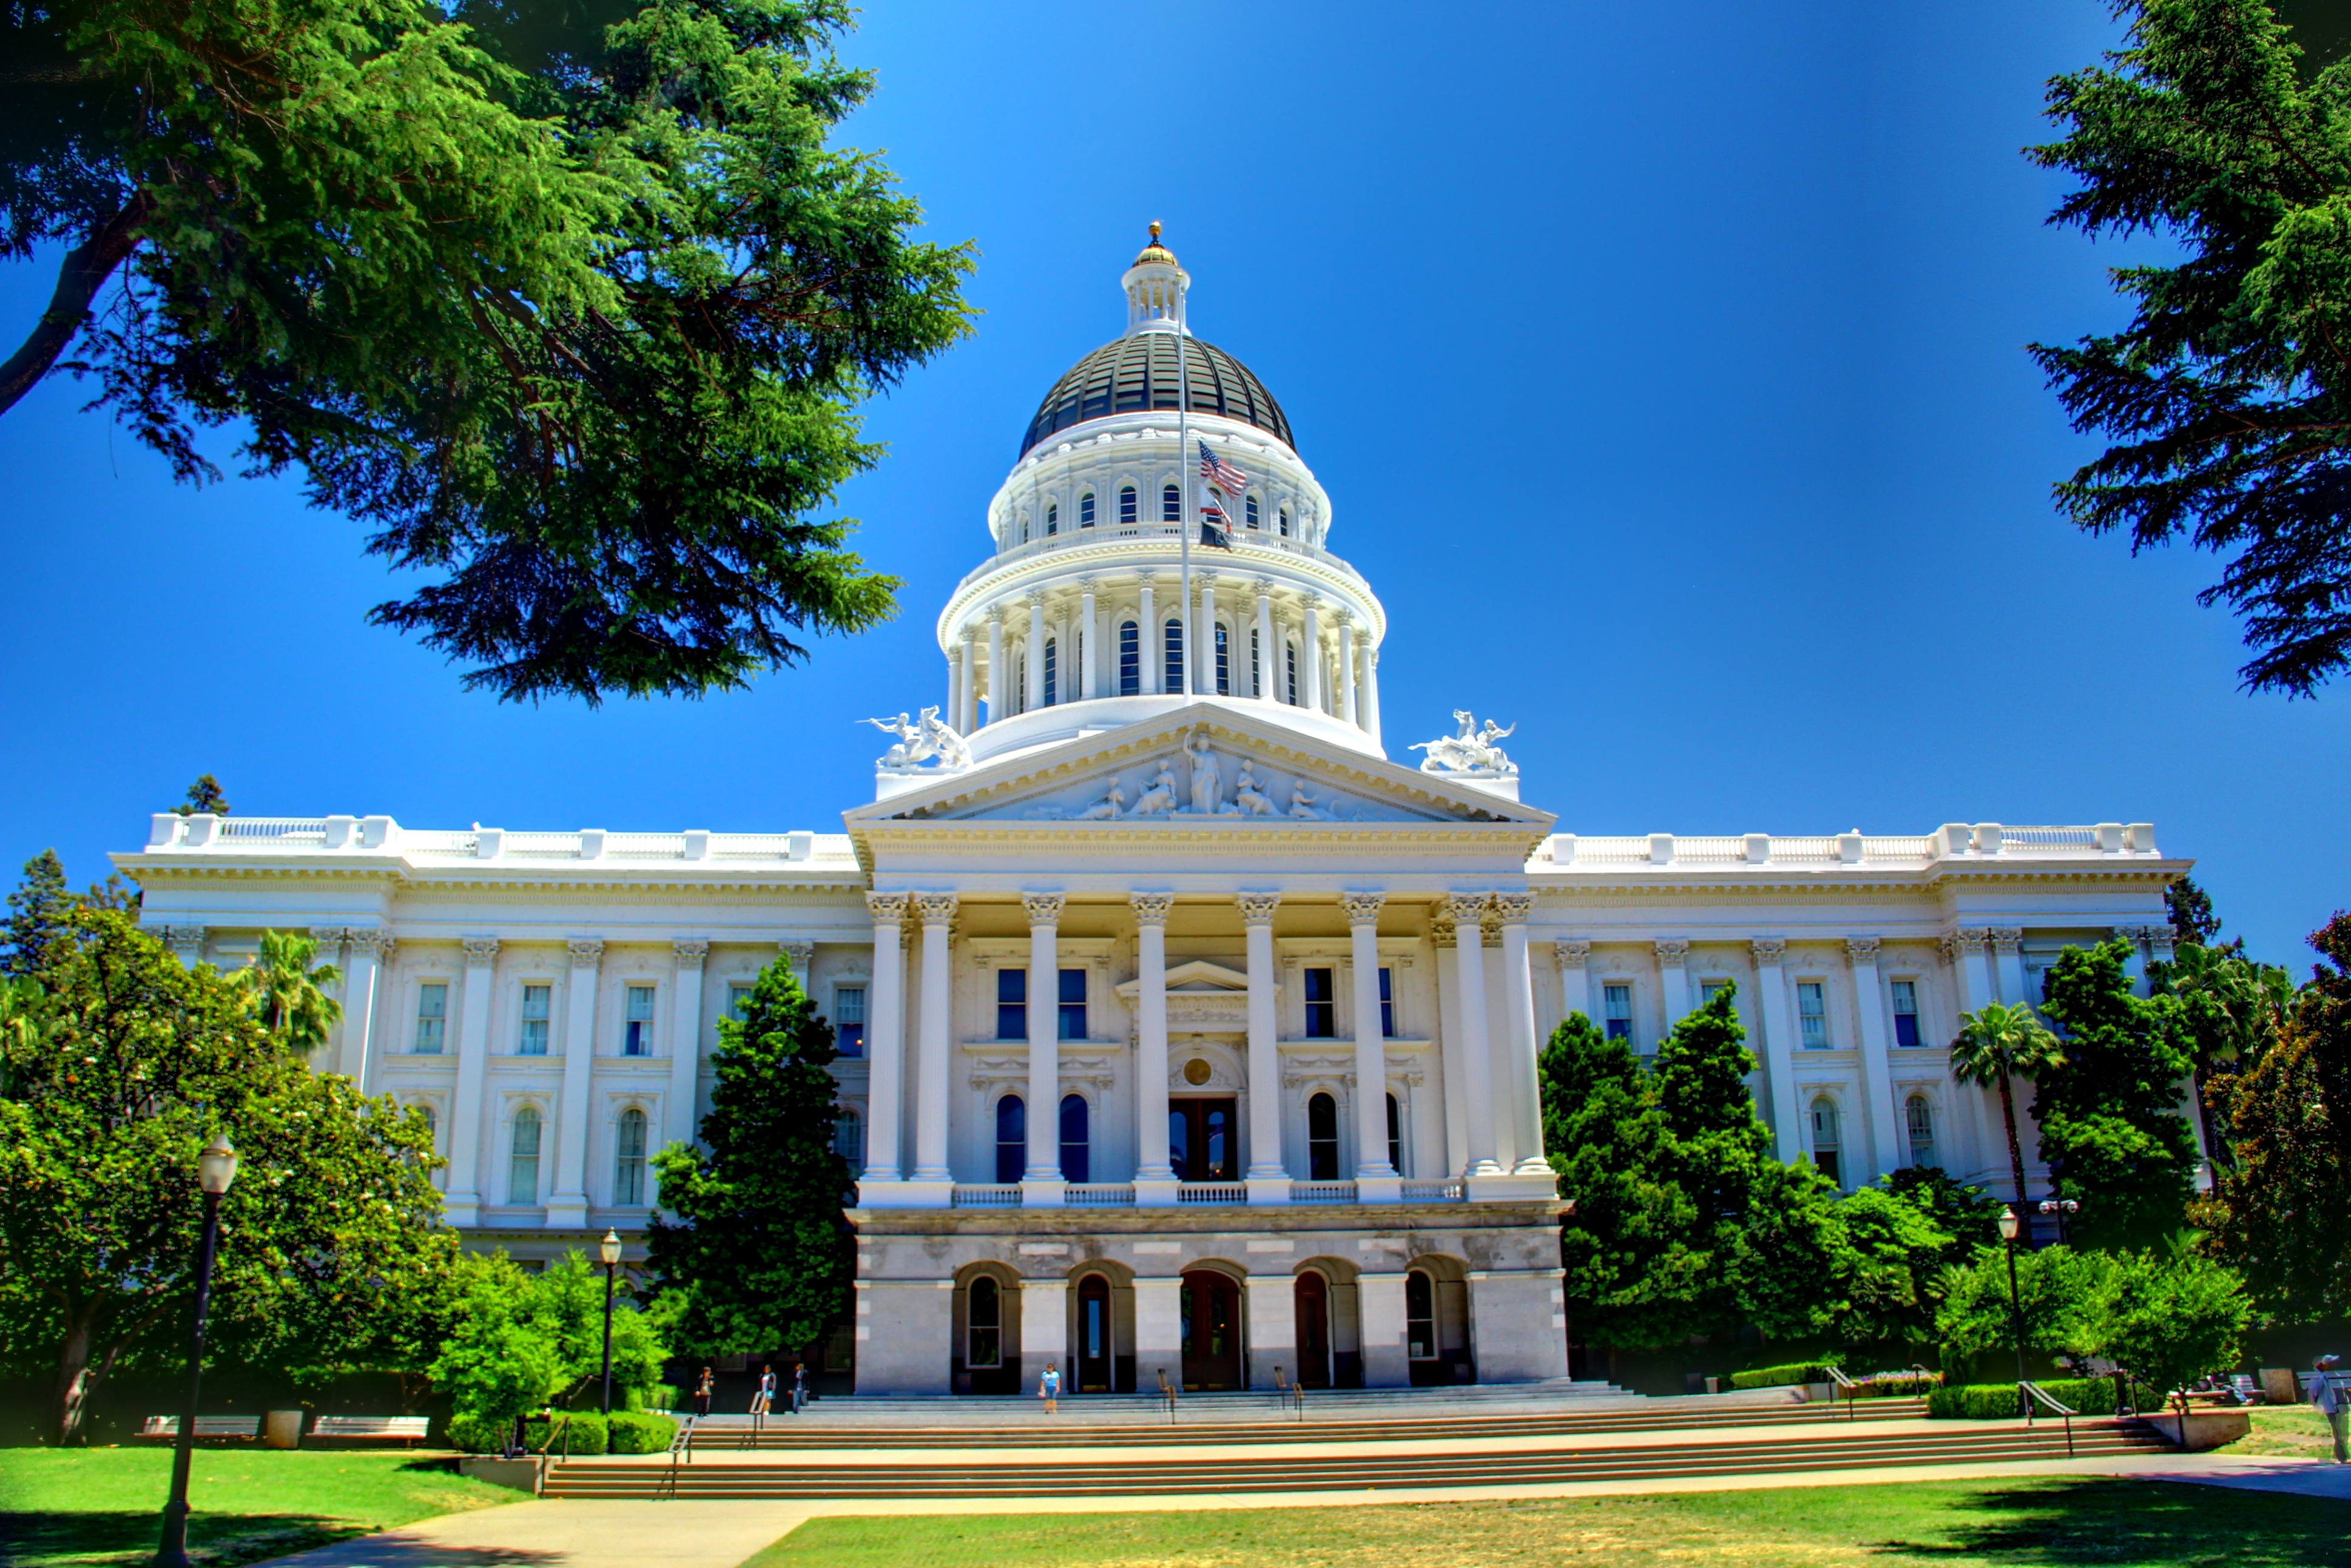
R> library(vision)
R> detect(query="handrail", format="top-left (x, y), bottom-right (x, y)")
top-left (1155, 1367), bottom-right (1179, 1423)
top-left (659, 1414), bottom-right (696, 1498)
top-left (1272, 1366), bottom-right (1304, 1421)
top-left (2019, 1381), bottom-right (2077, 1456)
top-left (1826, 1365), bottom-right (1860, 1421)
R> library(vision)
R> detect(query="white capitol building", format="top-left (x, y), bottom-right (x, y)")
top-left (120, 232), bottom-right (2187, 1396)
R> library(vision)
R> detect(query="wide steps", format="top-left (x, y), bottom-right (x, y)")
top-left (544, 1421), bottom-right (2170, 1499)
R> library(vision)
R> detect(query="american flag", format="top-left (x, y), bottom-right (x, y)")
top-left (1199, 440), bottom-right (1249, 500)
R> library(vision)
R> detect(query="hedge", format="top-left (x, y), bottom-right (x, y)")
top-left (1926, 1378), bottom-right (2159, 1419)
top-left (1729, 1360), bottom-right (1842, 1390)
top-left (608, 1411), bottom-right (679, 1454)
top-left (446, 1413), bottom-right (510, 1454)
top-left (524, 1412), bottom-right (607, 1455)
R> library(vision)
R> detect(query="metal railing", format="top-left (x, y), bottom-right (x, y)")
top-left (1272, 1365), bottom-right (1306, 1420)
top-left (1155, 1367), bottom-right (1179, 1422)
top-left (1826, 1364), bottom-right (1861, 1420)
top-left (1291, 1180), bottom-right (1358, 1204)
top-left (2019, 1381), bottom-right (2078, 1456)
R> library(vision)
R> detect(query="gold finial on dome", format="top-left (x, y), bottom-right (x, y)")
top-left (1133, 221), bottom-right (1178, 267)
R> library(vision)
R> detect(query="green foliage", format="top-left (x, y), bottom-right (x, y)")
top-left (606, 1410), bottom-right (678, 1453)
top-left (2029, 0), bottom-right (2351, 695)
top-left (426, 1249), bottom-right (671, 1423)
top-left (0, 0), bottom-right (975, 704)
top-left (1883, 1165), bottom-right (2003, 1262)
top-left (1, 851), bottom-right (72, 977)
top-left (2034, 940), bottom-right (2201, 1250)
top-left (1928, 1378), bottom-right (2144, 1419)
top-left (0, 907), bottom-right (453, 1444)
top-left (444, 1412), bottom-right (510, 1455)
top-left (1727, 1360), bottom-right (1843, 1390)
top-left (1949, 1000), bottom-right (2067, 1209)
top-left (2159, 938), bottom-right (2296, 1166)
top-left (2166, 876), bottom-right (2224, 949)
top-left (648, 949), bottom-right (851, 1356)
top-left (1934, 1245), bottom-right (2112, 1375)
top-left (2199, 912), bottom-right (2351, 1319)
top-left (225, 930), bottom-right (345, 1057)
top-left (524, 1410), bottom-right (607, 1455)
top-left (1827, 1183), bottom-right (1965, 1347)
top-left (2094, 1250), bottom-right (2255, 1411)
top-left (174, 776), bottom-right (229, 817)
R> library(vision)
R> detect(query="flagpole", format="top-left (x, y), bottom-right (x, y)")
top-left (1176, 235), bottom-right (1195, 698)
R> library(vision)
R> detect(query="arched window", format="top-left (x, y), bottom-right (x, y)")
top-left (1162, 483), bottom-right (1181, 523)
top-left (1286, 642), bottom-right (1299, 705)
top-left (832, 1106), bottom-right (863, 1165)
top-left (614, 1107), bottom-right (647, 1205)
top-left (1405, 1269), bottom-right (1437, 1361)
top-left (1045, 502), bottom-right (1058, 536)
top-left (1080, 491), bottom-right (1096, 527)
top-left (508, 1106), bottom-right (541, 1205)
top-left (1164, 618), bottom-right (1184, 693)
top-left (414, 1102), bottom-right (436, 1145)
top-left (1278, 506), bottom-right (1292, 537)
top-left (1043, 637), bottom-right (1057, 707)
top-left (1249, 627), bottom-right (1261, 697)
top-left (967, 1276), bottom-right (1002, 1367)
top-left (1246, 495), bottom-right (1260, 530)
top-left (995, 1095), bottom-right (1025, 1184)
top-left (1119, 486), bottom-right (1138, 525)
top-left (1307, 1092), bottom-right (1340, 1181)
top-left (1213, 623), bottom-right (1230, 695)
top-left (1386, 1092), bottom-right (1403, 1176)
top-left (1119, 621), bottom-right (1140, 695)
top-left (1059, 1093), bottom-right (1090, 1183)
top-left (1810, 1096), bottom-right (1842, 1186)
top-left (1906, 1094), bottom-right (1935, 1168)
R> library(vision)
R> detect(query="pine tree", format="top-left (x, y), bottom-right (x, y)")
top-left (173, 775), bottom-right (229, 816)
top-left (646, 951), bottom-right (851, 1358)
top-left (2165, 875), bottom-right (2223, 949)
top-left (2, 850), bottom-right (72, 977)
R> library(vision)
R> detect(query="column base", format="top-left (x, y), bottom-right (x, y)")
top-left (1356, 1173), bottom-right (1403, 1204)
top-left (442, 1191), bottom-right (482, 1227)
top-left (544, 1195), bottom-right (589, 1230)
top-left (1135, 1176), bottom-right (1181, 1209)
top-left (1246, 1174), bottom-right (1293, 1205)
top-left (1021, 1177), bottom-right (1067, 1208)
top-left (857, 1178), bottom-right (954, 1210)
top-left (1465, 1170), bottom-right (1560, 1202)
top-left (1511, 1156), bottom-right (1557, 1177)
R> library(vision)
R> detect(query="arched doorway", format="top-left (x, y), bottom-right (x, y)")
top-left (1075, 1273), bottom-right (1113, 1393)
top-left (1179, 1270), bottom-right (1243, 1390)
top-left (1294, 1271), bottom-right (1332, 1388)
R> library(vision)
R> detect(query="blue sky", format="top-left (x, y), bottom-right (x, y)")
top-left (1, 2), bottom-right (2343, 966)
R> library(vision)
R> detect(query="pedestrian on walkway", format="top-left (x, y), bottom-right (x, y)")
top-left (693, 1365), bottom-right (714, 1419)
top-left (2316, 1354), bottom-right (2347, 1464)
top-left (1039, 1361), bottom-right (1061, 1415)
top-left (792, 1361), bottom-right (808, 1414)
top-left (752, 1364), bottom-right (776, 1432)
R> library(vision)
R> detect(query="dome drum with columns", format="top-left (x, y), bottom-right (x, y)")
top-left (110, 230), bottom-right (2193, 1399)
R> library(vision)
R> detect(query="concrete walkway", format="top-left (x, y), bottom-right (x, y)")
top-left (257, 1451), bottom-right (2351, 1568)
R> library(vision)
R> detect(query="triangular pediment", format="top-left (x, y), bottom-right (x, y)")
top-left (1114, 959), bottom-right (1254, 1002)
top-left (842, 700), bottom-right (1554, 835)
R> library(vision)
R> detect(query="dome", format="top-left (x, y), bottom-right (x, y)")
top-left (1019, 335), bottom-right (1294, 459)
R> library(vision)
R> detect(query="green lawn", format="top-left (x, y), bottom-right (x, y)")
top-left (745, 1478), bottom-right (2348, 1568)
top-left (0, 1447), bottom-right (518, 1568)
top-left (2223, 1405), bottom-right (2341, 1459)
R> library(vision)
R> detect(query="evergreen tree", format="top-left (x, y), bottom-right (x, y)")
top-left (2034, 939), bottom-right (2201, 1250)
top-left (174, 775), bottom-right (229, 816)
top-left (1883, 1164), bottom-right (2003, 1264)
top-left (2162, 940), bottom-right (2296, 1166)
top-left (647, 950), bottom-right (850, 1357)
top-left (1647, 984), bottom-right (1784, 1340)
top-left (1830, 1183), bottom-right (1960, 1348)
top-left (2, 850), bottom-right (72, 977)
top-left (2165, 874), bottom-right (2224, 949)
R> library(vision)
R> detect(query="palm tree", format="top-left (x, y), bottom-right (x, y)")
top-left (229, 929), bottom-right (342, 1056)
top-left (2164, 941), bottom-right (2297, 1174)
top-left (1949, 1001), bottom-right (2066, 1210)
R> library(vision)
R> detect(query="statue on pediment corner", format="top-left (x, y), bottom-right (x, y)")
top-left (865, 707), bottom-right (973, 773)
top-left (1410, 708), bottom-right (1518, 776)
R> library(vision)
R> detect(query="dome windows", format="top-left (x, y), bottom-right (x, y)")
top-left (1162, 484), bottom-right (1181, 524)
top-left (1246, 496), bottom-right (1260, 530)
top-left (1119, 621), bottom-right (1139, 695)
top-left (1080, 492), bottom-right (1095, 527)
top-left (1163, 618), bottom-right (1184, 691)
top-left (1278, 506), bottom-right (1292, 537)
top-left (1045, 503), bottom-right (1058, 537)
top-left (1119, 486), bottom-right (1138, 525)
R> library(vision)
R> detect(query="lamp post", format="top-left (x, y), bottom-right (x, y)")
top-left (159, 1135), bottom-right (238, 1568)
top-left (599, 1229), bottom-right (622, 1416)
top-left (2038, 1197), bottom-right (2079, 1247)
top-left (1998, 1203), bottom-right (2027, 1419)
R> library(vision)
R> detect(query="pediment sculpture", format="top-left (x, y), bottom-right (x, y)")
top-left (1018, 733), bottom-right (1368, 823)
top-left (866, 707), bottom-right (974, 773)
top-left (1411, 709), bottom-right (1517, 776)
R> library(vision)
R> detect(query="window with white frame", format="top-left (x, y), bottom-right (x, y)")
top-left (1164, 618), bottom-right (1183, 691)
top-left (1379, 967), bottom-right (1397, 1037)
top-left (1603, 982), bottom-right (1635, 1045)
top-left (996, 969), bottom-right (1027, 1040)
top-left (1797, 981), bottom-right (1829, 1048)
top-left (622, 983), bottom-right (655, 1055)
top-left (832, 1106), bottom-right (863, 1164)
top-left (508, 1106), bottom-right (542, 1203)
top-left (1214, 623), bottom-right (1230, 694)
top-left (1044, 636), bottom-right (1057, 706)
top-left (1278, 505), bottom-right (1292, 537)
top-left (834, 986), bottom-right (866, 1057)
top-left (1057, 969), bottom-right (1086, 1040)
top-left (1080, 491), bottom-right (1096, 527)
top-left (1906, 1094), bottom-right (1935, 1167)
top-left (1285, 642), bottom-right (1298, 704)
top-left (727, 983), bottom-right (754, 1021)
top-left (1045, 502), bottom-right (1058, 536)
top-left (1891, 979), bottom-right (1922, 1048)
top-left (1119, 620), bottom-right (1140, 695)
top-left (1303, 967), bottom-right (1337, 1037)
top-left (1307, 1092), bottom-right (1340, 1180)
top-left (1162, 483), bottom-right (1181, 523)
top-left (1119, 485), bottom-right (1137, 525)
top-left (614, 1107), bottom-right (648, 1203)
top-left (1700, 978), bottom-right (1730, 1009)
top-left (414, 983), bottom-right (447, 1053)
top-left (519, 984), bottom-right (551, 1055)
top-left (1810, 1096), bottom-right (1841, 1185)
top-left (1059, 1093), bottom-right (1089, 1182)
top-left (1246, 495), bottom-right (1260, 529)
top-left (1249, 627), bottom-right (1261, 696)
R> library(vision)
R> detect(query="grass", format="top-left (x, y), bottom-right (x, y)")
top-left (743, 1478), bottom-right (2349, 1568)
top-left (0, 1446), bottom-right (518, 1568)
top-left (2222, 1405), bottom-right (2341, 1459)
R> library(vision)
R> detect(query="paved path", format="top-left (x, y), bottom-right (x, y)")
top-left (259, 1451), bottom-right (2351, 1568)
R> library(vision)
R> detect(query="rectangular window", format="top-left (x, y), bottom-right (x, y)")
top-left (1700, 980), bottom-right (1729, 1008)
top-left (1379, 967), bottom-right (1397, 1038)
top-left (1250, 627), bottom-right (1261, 697)
top-left (832, 1108), bottom-right (864, 1163)
top-left (834, 986), bottom-right (866, 1057)
top-left (622, 983), bottom-right (655, 1056)
top-left (1603, 983), bottom-right (1634, 1046)
top-left (414, 983), bottom-right (447, 1054)
top-left (1891, 979), bottom-right (1921, 1048)
top-left (1057, 968), bottom-right (1087, 1041)
top-left (1246, 496), bottom-right (1260, 530)
top-left (519, 983), bottom-right (551, 1055)
top-left (1119, 622), bottom-right (1140, 695)
top-left (1286, 644), bottom-right (1298, 705)
top-left (1080, 492), bottom-right (1096, 527)
top-left (1304, 967), bottom-right (1336, 1038)
top-left (1214, 624), bottom-right (1230, 695)
top-left (1164, 620), bottom-right (1183, 692)
top-left (1043, 638), bottom-right (1057, 707)
top-left (997, 968), bottom-right (1027, 1040)
top-left (1119, 486), bottom-right (1137, 525)
top-left (1798, 981), bottom-right (1829, 1048)
top-left (727, 983), bottom-right (754, 1021)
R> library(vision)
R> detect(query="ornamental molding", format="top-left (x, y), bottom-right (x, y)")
top-left (1429, 915), bottom-right (1457, 951)
top-left (1340, 891), bottom-right (1387, 926)
top-left (1990, 927), bottom-right (2023, 953)
top-left (1021, 892), bottom-right (1068, 926)
top-left (1553, 940), bottom-right (1591, 969)
top-left (567, 937), bottom-right (604, 967)
top-left (783, 940), bottom-right (815, 971)
top-left (671, 939), bottom-right (707, 969)
top-left (1492, 892), bottom-right (1536, 924)
top-left (1129, 891), bottom-right (1176, 924)
top-left (349, 928), bottom-right (397, 961)
top-left (914, 892), bottom-right (960, 924)
top-left (1751, 938), bottom-right (1788, 964)
top-left (464, 936), bottom-right (503, 964)
top-left (1444, 892), bottom-right (1491, 924)
top-left (308, 926), bottom-right (348, 949)
top-left (1236, 891), bottom-right (1283, 926)
top-left (866, 891), bottom-right (910, 923)
top-left (1654, 939), bottom-right (1690, 964)
top-left (1845, 937), bottom-right (1881, 962)
top-left (164, 924), bottom-right (206, 956)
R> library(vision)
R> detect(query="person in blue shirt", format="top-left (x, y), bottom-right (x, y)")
top-left (1039, 1362), bottom-right (1061, 1415)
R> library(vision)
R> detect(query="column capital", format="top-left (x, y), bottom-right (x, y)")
top-left (1945, 926), bottom-right (1990, 955)
top-left (1022, 891), bottom-right (1068, 926)
top-left (1138, 566), bottom-right (1158, 584)
top-left (783, 940), bottom-right (815, 972)
top-left (1654, 938), bottom-right (1690, 965)
top-left (1078, 573), bottom-right (1098, 590)
top-left (164, 924), bottom-right (207, 960)
top-left (1129, 890), bottom-right (1175, 925)
top-left (307, 924), bottom-right (349, 949)
top-left (866, 890), bottom-right (911, 923)
top-left (1553, 939), bottom-right (1591, 970)
top-left (1443, 891), bottom-right (1489, 924)
top-left (671, 938), bottom-right (708, 969)
top-left (1989, 926), bottom-right (2024, 954)
top-left (462, 935), bottom-right (502, 964)
top-left (914, 891), bottom-right (960, 925)
top-left (349, 927), bottom-right (396, 962)
top-left (1236, 891), bottom-right (1283, 927)
top-left (1429, 914), bottom-right (1458, 951)
top-left (1493, 892), bottom-right (1535, 925)
top-left (1254, 576), bottom-right (1275, 597)
top-left (1845, 936), bottom-right (1881, 963)
top-left (1026, 585), bottom-right (1046, 606)
top-left (1750, 937), bottom-right (1787, 966)
top-left (987, 604), bottom-right (1006, 624)
top-left (566, 937), bottom-right (603, 967)
top-left (1340, 891), bottom-right (1388, 927)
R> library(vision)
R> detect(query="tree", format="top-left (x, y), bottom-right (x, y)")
top-left (1935, 1244), bottom-right (2112, 1378)
top-left (2034, 939), bottom-right (2202, 1250)
top-left (2, 850), bottom-right (72, 977)
top-left (1729, 1156), bottom-right (1854, 1342)
top-left (173, 775), bottom-right (228, 817)
top-left (1, 0), bottom-right (974, 703)
top-left (2165, 875), bottom-right (2223, 949)
top-left (1883, 1164), bottom-right (2005, 1265)
top-left (2162, 938), bottom-right (2297, 1165)
top-left (428, 1249), bottom-right (672, 1422)
top-left (1949, 1001), bottom-right (2068, 1210)
top-left (647, 948), bottom-right (850, 1356)
top-left (2198, 912), bottom-right (2351, 1320)
top-left (1828, 1183), bottom-right (1963, 1348)
top-left (226, 929), bottom-right (344, 1057)
top-left (1647, 984), bottom-right (1781, 1342)
top-left (0, 907), bottom-right (450, 1443)
top-left (2029, 0), bottom-right (2351, 696)
top-left (2093, 1251), bottom-right (2254, 1419)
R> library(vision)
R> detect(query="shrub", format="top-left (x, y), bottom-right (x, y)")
top-left (1728, 1359), bottom-right (1843, 1390)
top-left (445, 1413), bottom-right (510, 1454)
top-left (1850, 1370), bottom-right (1942, 1398)
top-left (1926, 1376), bottom-right (2159, 1419)
top-left (524, 1411), bottom-right (607, 1455)
top-left (607, 1411), bottom-right (680, 1454)
top-left (639, 1382), bottom-right (682, 1413)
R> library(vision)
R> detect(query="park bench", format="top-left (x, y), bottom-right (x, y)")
top-left (310, 1415), bottom-right (430, 1445)
top-left (138, 1415), bottom-right (260, 1440)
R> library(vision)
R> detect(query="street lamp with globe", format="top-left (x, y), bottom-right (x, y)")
top-left (599, 1229), bottom-right (622, 1415)
top-left (158, 1134), bottom-right (238, 1568)
top-left (2037, 1197), bottom-right (2080, 1247)
top-left (1998, 1203), bottom-right (2028, 1418)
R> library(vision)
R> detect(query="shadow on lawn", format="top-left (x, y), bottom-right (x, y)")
top-left (1875, 1479), bottom-right (2347, 1566)
top-left (0, 1509), bottom-right (559, 1568)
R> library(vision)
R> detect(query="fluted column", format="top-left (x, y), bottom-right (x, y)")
top-left (1448, 893), bottom-right (1500, 1179)
top-left (1301, 597), bottom-right (1323, 713)
top-left (1338, 616), bottom-right (1358, 725)
top-left (1847, 937), bottom-right (1899, 1183)
top-left (911, 892), bottom-right (958, 1195)
top-left (444, 935), bottom-right (499, 1225)
top-left (1496, 893), bottom-right (1551, 1175)
top-left (1239, 892), bottom-right (1287, 1201)
top-left (547, 937), bottom-right (601, 1229)
top-left (1078, 579), bottom-right (1098, 701)
top-left (1139, 573), bottom-right (1159, 695)
top-left (958, 629), bottom-right (978, 733)
top-left (863, 893), bottom-right (909, 1188)
top-left (1023, 892), bottom-right (1067, 1203)
top-left (659, 940), bottom-right (706, 1185)
top-left (1360, 641), bottom-right (1381, 739)
top-left (1255, 580), bottom-right (1275, 700)
top-left (1431, 915), bottom-right (1469, 1178)
top-left (1198, 574), bottom-right (1219, 695)
top-left (1344, 892), bottom-right (1400, 1200)
top-left (1553, 940), bottom-right (1591, 1027)
top-left (1133, 892), bottom-right (1176, 1204)
top-left (985, 611), bottom-right (1005, 727)
top-left (1752, 938), bottom-right (1802, 1165)
top-left (1024, 588), bottom-right (1045, 713)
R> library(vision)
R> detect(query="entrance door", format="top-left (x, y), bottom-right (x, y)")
top-left (1179, 1270), bottom-right (1243, 1390)
top-left (1169, 1099), bottom-right (1238, 1182)
top-left (1294, 1271), bottom-right (1331, 1388)
top-left (1076, 1274), bottom-right (1113, 1393)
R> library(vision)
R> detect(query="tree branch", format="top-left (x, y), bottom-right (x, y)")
top-left (0, 194), bottom-right (154, 417)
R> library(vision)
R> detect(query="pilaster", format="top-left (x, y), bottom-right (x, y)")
top-left (1132, 892), bottom-right (1178, 1205)
top-left (444, 935), bottom-right (499, 1225)
top-left (1240, 892), bottom-right (1289, 1202)
top-left (659, 939), bottom-right (707, 1208)
top-left (546, 937), bottom-right (602, 1229)
top-left (1022, 891), bottom-right (1067, 1206)
top-left (1751, 938), bottom-right (1801, 1165)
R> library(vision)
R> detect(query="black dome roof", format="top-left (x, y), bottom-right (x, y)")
top-left (1020, 335), bottom-right (1293, 459)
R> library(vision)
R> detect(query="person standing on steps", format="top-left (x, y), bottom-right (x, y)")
top-left (752, 1364), bottom-right (776, 1431)
top-left (693, 1365), bottom-right (715, 1419)
top-left (2316, 1355), bottom-right (2347, 1464)
top-left (791, 1361), bottom-right (808, 1415)
top-left (1040, 1361), bottom-right (1061, 1415)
